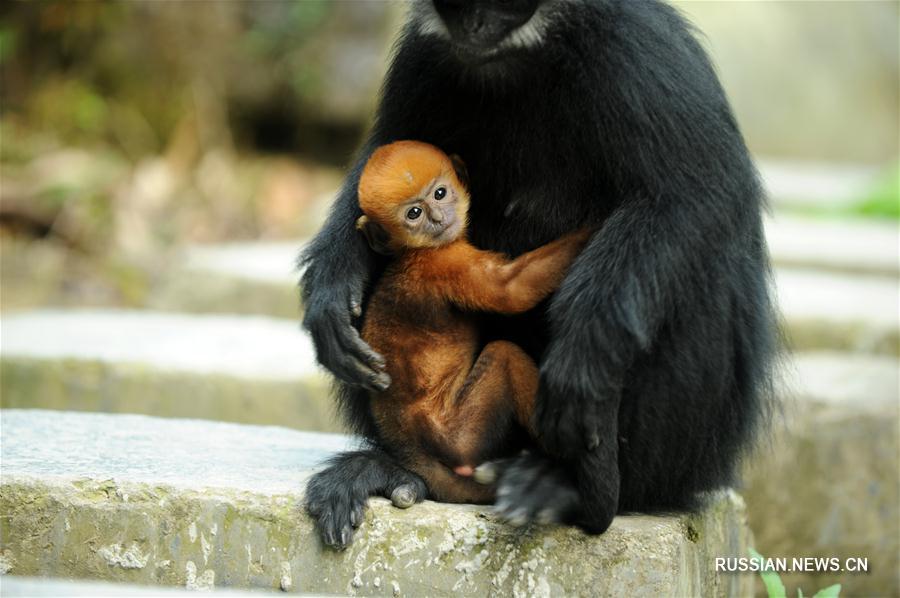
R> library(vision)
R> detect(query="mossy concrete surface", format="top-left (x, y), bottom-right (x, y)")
top-left (0, 410), bottom-right (755, 597)
top-left (744, 352), bottom-right (900, 597)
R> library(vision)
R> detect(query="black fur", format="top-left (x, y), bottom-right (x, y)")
top-left (304, 449), bottom-right (428, 548)
top-left (300, 0), bottom-right (776, 547)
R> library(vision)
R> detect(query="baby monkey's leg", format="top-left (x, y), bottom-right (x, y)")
top-left (414, 341), bottom-right (538, 504)
top-left (445, 340), bottom-right (539, 472)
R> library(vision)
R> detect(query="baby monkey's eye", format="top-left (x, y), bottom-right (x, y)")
top-left (434, 187), bottom-right (447, 200)
top-left (406, 206), bottom-right (423, 220)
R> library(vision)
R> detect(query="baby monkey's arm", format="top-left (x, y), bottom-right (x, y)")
top-left (423, 229), bottom-right (592, 314)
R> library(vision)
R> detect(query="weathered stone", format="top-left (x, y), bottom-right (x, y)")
top-left (0, 410), bottom-right (755, 597)
top-left (0, 311), bottom-right (336, 432)
top-left (776, 268), bottom-right (899, 355)
top-left (0, 576), bottom-right (279, 596)
top-left (744, 351), bottom-right (900, 597)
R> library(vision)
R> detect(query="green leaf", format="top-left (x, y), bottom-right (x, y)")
top-left (812, 584), bottom-right (842, 598)
top-left (798, 589), bottom-right (804, 598)
top-left (749, 547), bottom-right (787, 598)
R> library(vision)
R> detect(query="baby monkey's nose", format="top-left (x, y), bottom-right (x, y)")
top-left (427, 203), bottom-right (444, 223)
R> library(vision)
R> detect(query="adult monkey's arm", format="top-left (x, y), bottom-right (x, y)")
top-left (536, 192), bottom-right (726, 456)
top-left (299, 24), bottom-right (437, 392)
top-left (533, 7), bottom-right (762, 460)
top-left (299, 140), bottom-right (391, 391)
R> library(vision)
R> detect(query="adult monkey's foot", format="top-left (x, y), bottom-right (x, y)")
top-left (477, 453), bottom-right (580, 526)
top-left (305, 449), bottom-right (428, 549)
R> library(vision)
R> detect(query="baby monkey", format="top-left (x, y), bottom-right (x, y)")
top-left (357, 141), bottom-right (590, 504)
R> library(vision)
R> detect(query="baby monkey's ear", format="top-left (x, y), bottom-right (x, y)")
top-left (450, 154), bottom-right (469, 189)
top-left (356, 215), bottom-right (394, 256)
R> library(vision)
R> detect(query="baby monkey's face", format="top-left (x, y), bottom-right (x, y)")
top-left (398, 175), bottom-right (467, 247)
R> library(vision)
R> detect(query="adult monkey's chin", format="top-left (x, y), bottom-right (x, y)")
top-left (449, 42), bottom-right (518, 69)
top-left (416, 0), bottom-right (549, 55)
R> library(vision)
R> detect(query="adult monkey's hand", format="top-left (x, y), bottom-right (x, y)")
top-left (300, 145), bottom-right (391, 392)
top-left (301, 278), bottom-right (390, 392)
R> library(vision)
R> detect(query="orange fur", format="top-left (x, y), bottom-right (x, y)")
top-left (357, 141), bottom-right (590, 503)
top-left (359, 141), bottom-right (469, 250)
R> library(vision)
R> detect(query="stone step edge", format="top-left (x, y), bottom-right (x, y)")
top-left (0, 474), bottom-right (753, 597)
top-left (0, 357), bottom-right (337, 432)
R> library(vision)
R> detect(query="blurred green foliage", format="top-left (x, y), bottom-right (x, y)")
top-left (0, 0), bottom-right (390, 274)
top-left (0, 0), bottom-right (894, 309)
top-left (855, 166), bottom-right (900, 219)
top-left (0, 0), bottom-right (387, 161)
top-left (783, 164), bottom-right (900, 222)
top-left (0, 22), bottom-right (17, 62)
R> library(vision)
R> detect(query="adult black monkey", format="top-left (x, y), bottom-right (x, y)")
top-left (301, 0), bottom-right (776, 548)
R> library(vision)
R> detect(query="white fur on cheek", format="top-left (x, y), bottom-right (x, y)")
top-left (410, 0), bottom-right (568, 50)
top-left (500, 1), bottom-right (566, 51)
top-left (411, 2), bottom-right (450, 39)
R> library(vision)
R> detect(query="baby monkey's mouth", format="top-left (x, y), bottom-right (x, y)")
top-left (429, 219), bottom-right (462, 245)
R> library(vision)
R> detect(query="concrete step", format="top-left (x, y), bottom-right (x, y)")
top-left (0, 409), bottom-right (753, 597)
top-left (0, 310), bottom-right (336, 432)
top-left (168, 233), bottom-right (899, 355)
top-left (757, 159), bottom-right (882, 210)
top-left (744, 351), bottom-right (899, 597)
top-left (3, 305), bottom-right (897, 430)
top-left (146, 241), bottom-right (303, 320)
top-left (0, 576), bottom-right (279, 596)
top-left (175, 214), bottom-right (899, 281)
top-left (775, 268), bottom-right (898, 355)
top-left (765, 215), bottom-right (898, 276)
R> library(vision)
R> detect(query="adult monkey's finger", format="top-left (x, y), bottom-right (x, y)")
top-left (348, 279), bottom-right (365, 319)
top-left (349, 298), bottom-right (362, 318)
top-left (334, 317), bottom-right (386, 372)
top-left (312, 317), bottom-right (378, 388)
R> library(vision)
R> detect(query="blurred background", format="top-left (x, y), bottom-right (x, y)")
top-left (1, 1), bottom-right (897, 596)
top-left (0, 1), bottom-right (897, 306)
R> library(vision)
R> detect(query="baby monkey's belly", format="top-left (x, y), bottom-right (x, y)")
top-left (368, 320), bottom-right (480, 437)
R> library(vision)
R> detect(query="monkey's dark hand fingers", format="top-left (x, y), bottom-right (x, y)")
top-left (328, 315), bottom-right (390, 389)
top-left (348, 275), bottom-right (366, 319)
top-left (304, 297), bottom-right (388, 390)
top-left (493, 453), bottom-right (580, 526)
top-left (305, 469), bottom-right (369, 550)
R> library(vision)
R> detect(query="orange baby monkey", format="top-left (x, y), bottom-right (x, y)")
top-left (357, 141), bottom-right (590, 504)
